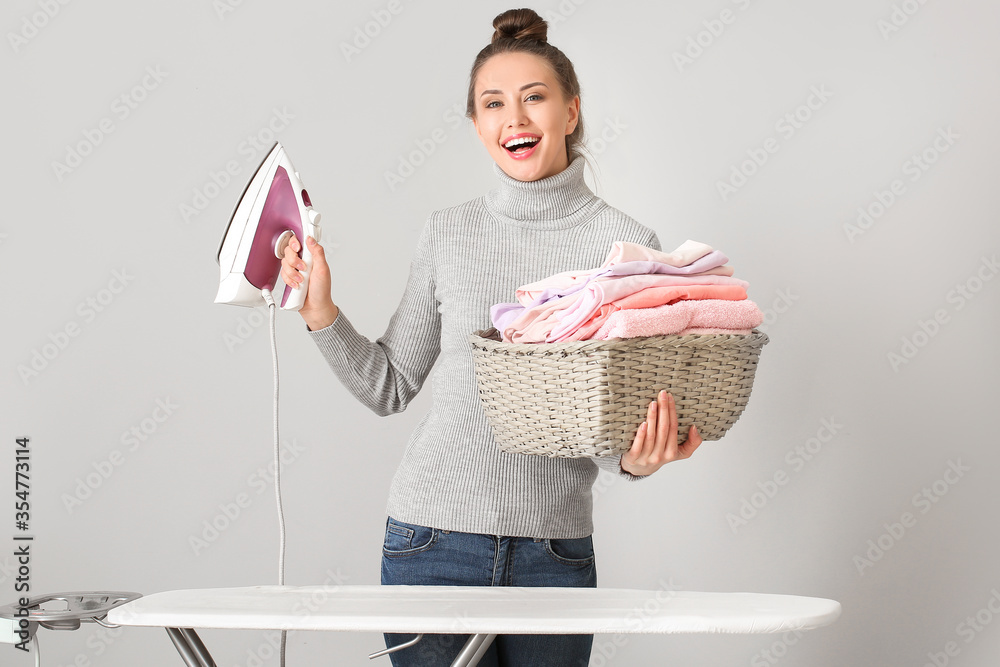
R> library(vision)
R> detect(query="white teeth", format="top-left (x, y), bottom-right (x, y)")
top-left (504, 136), bottom-right (540, 148)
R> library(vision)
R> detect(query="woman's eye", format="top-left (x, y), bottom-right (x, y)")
top-left (485, 100), bottom-right (501, 109)
top-left (526, 93), bottom-right (542, 102)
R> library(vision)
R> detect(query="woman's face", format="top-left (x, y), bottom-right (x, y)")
top-left (472, 51), bottom-right (579, 182)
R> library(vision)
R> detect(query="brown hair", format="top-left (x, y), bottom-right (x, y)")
top-left (466, 8), bottom-right (585, 163)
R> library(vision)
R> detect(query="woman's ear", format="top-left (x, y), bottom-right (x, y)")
top-left (565, 95), bottom-right (580, 135)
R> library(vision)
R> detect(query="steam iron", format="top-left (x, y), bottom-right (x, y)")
top-left (215, 141), bottom-right (322, 309)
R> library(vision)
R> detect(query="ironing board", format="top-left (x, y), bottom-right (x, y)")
top-left (106, 585), bottom-right (841, 666)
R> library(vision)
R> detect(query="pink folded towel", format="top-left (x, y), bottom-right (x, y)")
top-left (593, 299), bottom-right (764, 340)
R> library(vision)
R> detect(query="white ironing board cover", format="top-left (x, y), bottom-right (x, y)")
top-left (107, 586), bottom-right (840, 635)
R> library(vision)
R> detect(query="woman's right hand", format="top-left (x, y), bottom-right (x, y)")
top-left (280, 233), bottom-right (339, 331)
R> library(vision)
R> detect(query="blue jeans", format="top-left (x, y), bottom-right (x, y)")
top-left (380, 516), bottom-right (597, 666)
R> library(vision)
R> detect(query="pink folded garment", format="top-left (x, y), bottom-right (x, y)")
top-left (507, 283), bottom-right (749, 343)
top-left (547, 278), bottom-right (748, 342)
top-left (592, 299), bottom-right (764, 340)
top-left (601, 240), bottom-right (714, 268)
top-left (502, 290), bottom-right (585, 342)
top-left (515, 263), bottom-right (737, 306)
top-left (506, 276), bottom-right (748, 344)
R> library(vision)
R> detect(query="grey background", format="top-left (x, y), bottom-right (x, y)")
top-left (3, 0), bottom-right (998, 665)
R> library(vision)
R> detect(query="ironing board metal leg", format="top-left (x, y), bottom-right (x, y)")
top-left (180, 628), bottom-right (218, 666)
top-left (165, 627), bottom-right (217, 667)
top-left (166, 627), bottom-right (209, 667)
top-left (450, 633), bottom-right (496, 667)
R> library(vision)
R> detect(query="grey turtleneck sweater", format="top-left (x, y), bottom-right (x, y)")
top-left (308, 157), bottom-right (661, 539)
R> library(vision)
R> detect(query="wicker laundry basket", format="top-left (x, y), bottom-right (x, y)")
top-left (468, 329), bottom-right (769, 458)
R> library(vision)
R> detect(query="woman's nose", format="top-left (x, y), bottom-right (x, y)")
top-left (506, 103), bottom-right (528, 127)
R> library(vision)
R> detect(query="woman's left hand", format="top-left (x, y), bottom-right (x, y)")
top-left (620, 390), bottom-right (703, 476)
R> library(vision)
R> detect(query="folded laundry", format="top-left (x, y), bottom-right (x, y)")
top-left (547, 279), bottom-right (747, 343)
top-left (494, 272), bottom-right (749, 332)
top-left (507, 283), bottom-right (748, 344)
top-left (592, 299), bottom-right (764, 340)
top-left (489, 239), bottom-right (758, 344)
top-left (515, 260), bottom-right (735, 307)
top-left (556, 289), bottom-right (747, 343)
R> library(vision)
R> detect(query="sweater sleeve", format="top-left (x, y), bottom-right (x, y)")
top-left (590, 225), bottom-right (662, 481)
top-left (307, 220), bottom-right (441, 416)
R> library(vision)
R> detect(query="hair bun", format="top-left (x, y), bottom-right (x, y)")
top-left (492, 8), bottom-right (548, 44)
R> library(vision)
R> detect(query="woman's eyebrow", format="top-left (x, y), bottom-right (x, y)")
top-left (479, 82), bottom-right (549, 97)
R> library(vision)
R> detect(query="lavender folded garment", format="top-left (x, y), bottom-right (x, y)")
top-left (491, 301), bottom-right (528, 333)
top-left (593, 299), bottom-right (764, 340)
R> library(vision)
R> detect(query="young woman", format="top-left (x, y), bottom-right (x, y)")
top-left (281, 8), bottom-right (702, 666)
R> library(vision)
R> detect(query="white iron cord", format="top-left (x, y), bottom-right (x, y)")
top-left (260, 289), bottom-right (288, 667)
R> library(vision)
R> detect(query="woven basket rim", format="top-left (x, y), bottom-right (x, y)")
top-left (469, 329), bottom-right (769, 354)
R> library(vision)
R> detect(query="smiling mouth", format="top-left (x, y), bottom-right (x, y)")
top-left (503, 136), bottom-right (541, 153)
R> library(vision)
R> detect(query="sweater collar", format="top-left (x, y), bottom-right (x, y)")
top-left (484, 156), bottom-right (605, 229)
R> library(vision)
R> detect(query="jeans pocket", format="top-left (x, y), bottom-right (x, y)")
top-left (383, 517), bottom-right (438, 558)
top-left (544, 535), bottom-right (595, 566)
